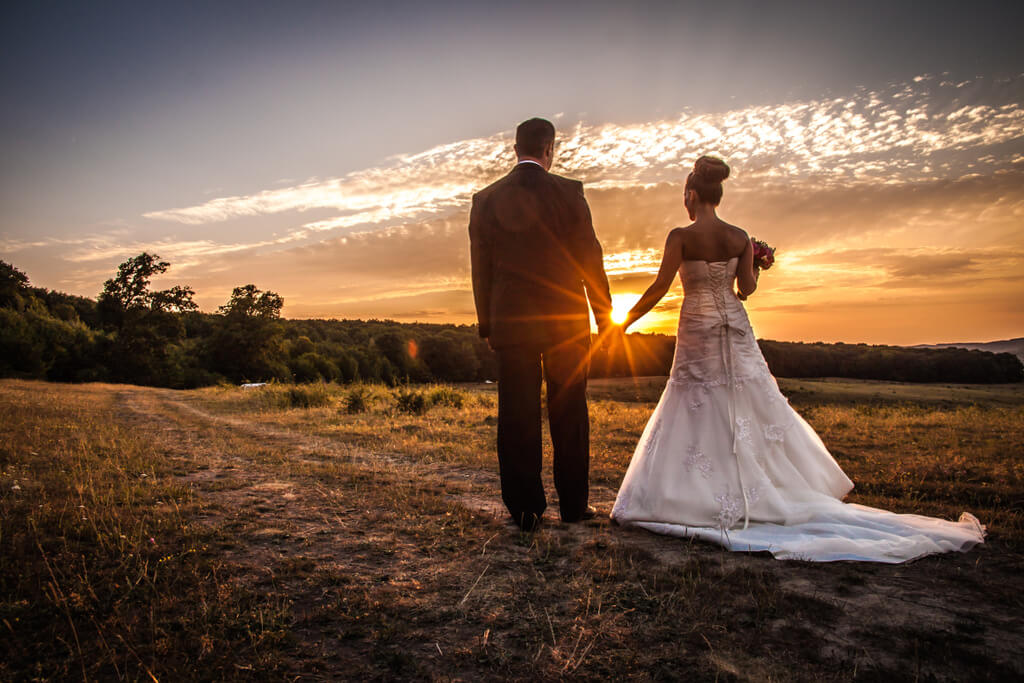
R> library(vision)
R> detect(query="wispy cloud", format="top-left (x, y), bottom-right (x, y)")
top-left (142, 74), bottom-right (1024, 244)
top-left (12, 75), bottom-right (1024, 344)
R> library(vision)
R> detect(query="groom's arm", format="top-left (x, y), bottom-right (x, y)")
top-left (572, 182), bottom-right (613, 330)
top-left (468, 193), bottom-right (493, 339)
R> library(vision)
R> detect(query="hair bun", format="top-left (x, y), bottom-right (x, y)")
top-left (693, 155), bottom-right (730, 184)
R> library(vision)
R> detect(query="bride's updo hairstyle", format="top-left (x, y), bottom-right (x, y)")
top-left (685, 155), bottom-right (730, 206)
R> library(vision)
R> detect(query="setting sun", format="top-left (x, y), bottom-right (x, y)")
top-left (610, 293), bottom-right (641, 325)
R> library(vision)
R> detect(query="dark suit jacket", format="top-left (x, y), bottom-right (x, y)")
top-left (469, 163), bottom-right (612, 348)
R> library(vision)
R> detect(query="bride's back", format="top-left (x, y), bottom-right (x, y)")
top-left (679, 218), bottom-right (749, 263)
top-left (676, 219), bottom-right (750, 315)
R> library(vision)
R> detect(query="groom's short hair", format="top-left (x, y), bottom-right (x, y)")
top-left (516, 118), bottom-right (555, 158)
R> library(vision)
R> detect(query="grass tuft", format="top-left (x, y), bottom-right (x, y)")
top-left (344, 385), bottom-right (372, 414)
top-left (428, 385), bottom-right (465, 409)
top-left (283, 383), bottom-right (331, 408)
top-left (394, 387), bottom-right (428, 415)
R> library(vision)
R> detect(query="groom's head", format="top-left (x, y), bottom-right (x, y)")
top-left (514, 117), bottom-right (555, 170)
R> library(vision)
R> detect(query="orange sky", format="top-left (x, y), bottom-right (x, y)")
top-left (4, 75), bottom-right (1024, 345)
top-left (3, 4), bottom-right (1024, 346)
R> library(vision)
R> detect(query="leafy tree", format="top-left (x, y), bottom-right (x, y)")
top-left (26, 310), bottom-right (101, 382)
top-left (3, 256), bottom-right (1020, 387)
top-left (97, 253), bottom-right (197, 330)
top-left (420, 332), bottom-right (480, 382)
top-left (218, 284), bottom-right (283, 319)
top-left (287, 336), bottom-right (316, 358)
top-left (34, 289), bottom-right (100, 327)
top-left (374, 331), bottom-right (429, 382)
top-left (0, 260), bottom-right (30, 309)
top-left (149, 285), bottom-right (199, 314)
top-left (288, 352), bottom-right (340, 383)
top-left (0, 308), bottom-right (44, 376)
top-left (92, 253), bottom-right (199, 386)
top-left (205, 284), bottom-right (288, 383)
top-left (332, 349), bottom-right (360, 382)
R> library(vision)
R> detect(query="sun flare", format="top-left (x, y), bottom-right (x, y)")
top-left (610, 293), bottom-right (642, 325)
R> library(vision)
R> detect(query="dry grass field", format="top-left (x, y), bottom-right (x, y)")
top-left (1, 376), bottom-right (1022, 681)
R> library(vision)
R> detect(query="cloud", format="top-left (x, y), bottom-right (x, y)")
top-left (13, 74), bottom-right (1024, 345)
top-left (141, 74), bottom-right (1024, 243)
top-left (0, 238), bottom-right (56, 253)
top-left (111, 163), bottom-right (1024, 342)
top-left (783, 247), bottom-right (1019, 288)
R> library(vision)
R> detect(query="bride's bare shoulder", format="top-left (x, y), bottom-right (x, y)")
top-left (666, 226), bottom-right (692, 242)
top-left (720, 220), bottom-right (747, 237)
top-left (721, 221), bottom-right (750, 247)
top-left (669, 224), bottom-right (697, 239)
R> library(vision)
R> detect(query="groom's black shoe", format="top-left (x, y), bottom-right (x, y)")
top-left (562, 505), bottom-right (597, 523)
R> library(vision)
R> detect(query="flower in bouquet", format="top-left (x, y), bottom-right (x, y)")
top-left (751, 238), bottom-right (775, 270)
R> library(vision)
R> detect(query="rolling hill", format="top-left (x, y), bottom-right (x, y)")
top-left (915, 338), bottom-right (1024, 362)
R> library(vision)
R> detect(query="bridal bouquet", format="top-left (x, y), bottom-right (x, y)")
top-left (751, 238), bottom-right (775, 270)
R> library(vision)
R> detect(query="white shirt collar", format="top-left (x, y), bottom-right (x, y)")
top-left (517, 159), bottom-right (544, 168)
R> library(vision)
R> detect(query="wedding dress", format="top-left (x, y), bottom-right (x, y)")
top-left (610, 257), bottom-right (985, 563)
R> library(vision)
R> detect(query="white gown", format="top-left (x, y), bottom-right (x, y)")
top-left (610, 258), bottom-right (985, 563)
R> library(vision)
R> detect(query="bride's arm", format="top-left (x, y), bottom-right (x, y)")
top-left (622, 230), bottom-right (685, 331)
top-left (736, 236), bottom-right (758, 299)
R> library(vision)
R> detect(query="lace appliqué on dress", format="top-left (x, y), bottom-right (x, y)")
top-left (764, 424), bottom-right (785, 443)
top-left (714, 487), bottom-right (762, 530)
top-left (687, 384), bottom-right (710, 410)
top-left (736, 417), bottom-right (753, 445)
top-left (714, 493), bottom-right (743, 530)
top-left (668, 368), bottom-right (774, 399)
top-left (684, 446), bottom-right (713, 480)
top-left (731, 374), bottom-right (749, 391)
top-left (744, 486), bottom-right (761, 505)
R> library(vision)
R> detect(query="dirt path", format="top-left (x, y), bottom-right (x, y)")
top-left (116, 386), bottom-right (1024, 680)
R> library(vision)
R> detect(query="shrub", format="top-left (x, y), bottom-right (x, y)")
top-left (429, 386), bottom-right (465, 408)
top-left (395, 387), bottom-right (428, 415)
top-left (344, 386), bottom-right (371, 414)
top-left (182, 367), bottom-right (223, 389)
top-left (285, 383), bottom-right (330, 408)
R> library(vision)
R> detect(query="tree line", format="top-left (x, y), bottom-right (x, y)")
top-left (1, 255), bottom-right (1020, 388)
top-left (591, 335), bottom-right (1022, 384)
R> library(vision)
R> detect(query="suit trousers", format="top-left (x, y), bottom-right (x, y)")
top-left (496, 340), bottom-right (591, 526)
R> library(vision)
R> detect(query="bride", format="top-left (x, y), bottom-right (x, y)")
top-left (609, 156), bottom-right (985, 563)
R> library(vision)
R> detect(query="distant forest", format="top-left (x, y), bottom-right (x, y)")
top-left (2, 255), bottom-right (1021, 388)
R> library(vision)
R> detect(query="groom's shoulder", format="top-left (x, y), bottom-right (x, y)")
top-left (473, 171), bottom-right (515, 202)
top-left (471, 181), bottom-right (500, 207)
top-left (548, 171), bottom-right (582, 187)
top-left (548, 172), bottom-right (585, 196)
top-left (472, 169), bottom-right (584, 202)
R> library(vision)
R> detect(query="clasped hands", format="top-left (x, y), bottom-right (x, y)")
top-left (597, 316), bottom-right (631, 347)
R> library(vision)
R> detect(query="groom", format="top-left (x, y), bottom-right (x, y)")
top-left (469, 117), bottom-right (613, 531)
